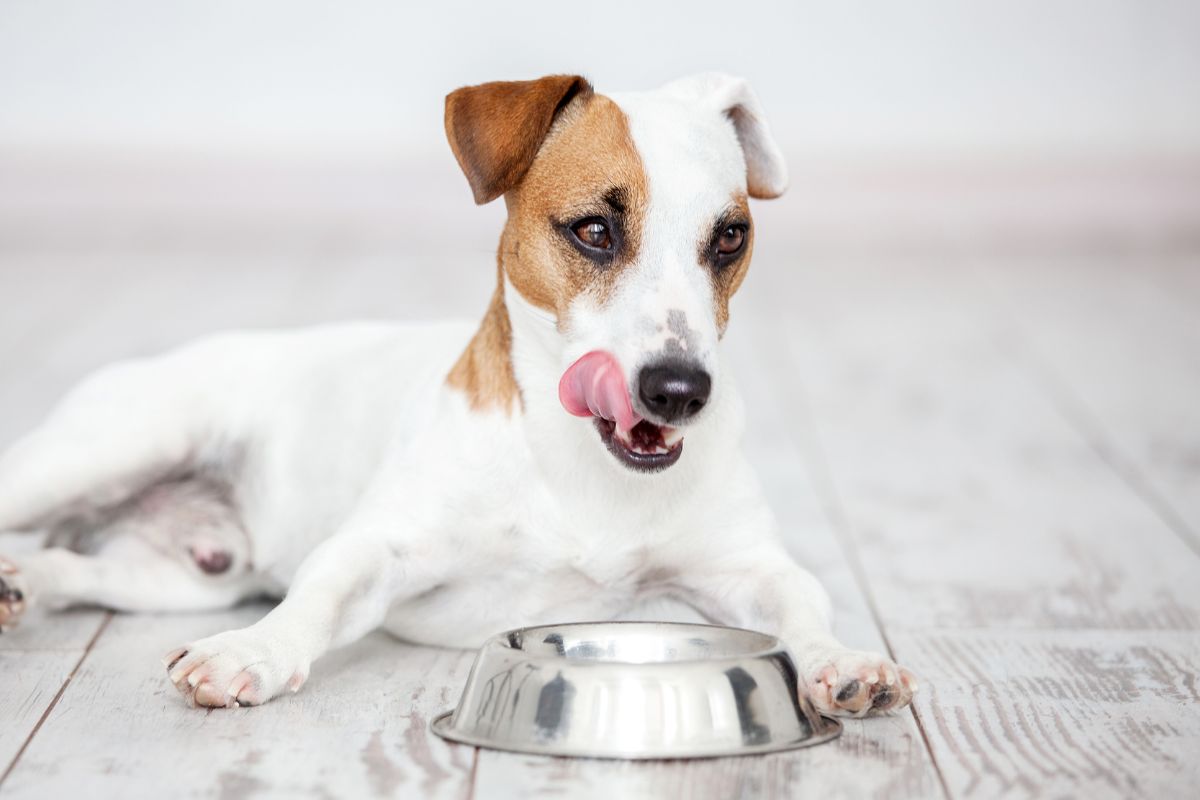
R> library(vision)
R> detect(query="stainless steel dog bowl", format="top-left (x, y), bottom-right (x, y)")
top-left (430, 621), bottom-right (841, 759)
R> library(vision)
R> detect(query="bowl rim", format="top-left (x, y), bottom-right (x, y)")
top-left (486, 619), bottom-right (789, 667)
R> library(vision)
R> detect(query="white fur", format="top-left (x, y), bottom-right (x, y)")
top-left (0, 75), bottom-right (915, 716)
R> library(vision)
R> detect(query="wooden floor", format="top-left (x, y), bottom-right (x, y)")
top-left (0, 162), bottom-right (1198, 799)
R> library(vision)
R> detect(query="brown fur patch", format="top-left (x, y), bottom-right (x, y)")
top-left (501, 93), bottom-right (648, 316)
top-left (446, 261), bottom-right (520, 413)
top-left (445, 75), bottom-right (593, 205)
top-left (706, 193), bottom-right (754, 333)
top-left (447, 88), bottom-right (649, 413)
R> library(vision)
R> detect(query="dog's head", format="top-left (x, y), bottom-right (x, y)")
top-left (446, 73), bottom-right (786, 473)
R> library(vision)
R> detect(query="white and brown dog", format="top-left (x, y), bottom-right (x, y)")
top-left (0, 74), bottom-right (916, 717)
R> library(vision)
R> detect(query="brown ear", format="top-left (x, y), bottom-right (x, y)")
top-left (445, 75), bottom-right (593, 205)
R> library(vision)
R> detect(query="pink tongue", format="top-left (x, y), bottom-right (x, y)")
top-left (558, 351), bottom-right (642, 433)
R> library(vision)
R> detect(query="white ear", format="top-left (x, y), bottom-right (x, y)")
top-left (662, 73), bottom-right (788, 199)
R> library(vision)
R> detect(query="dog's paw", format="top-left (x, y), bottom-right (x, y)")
top-left (164, 628), bottom-right (309, 708)
top-left (0, 557), bottom-right (28, 631)
top-left (800, 647), bottom-right (918, 717)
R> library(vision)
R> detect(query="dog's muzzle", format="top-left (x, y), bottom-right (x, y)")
top-left (559, 351), bottom-right (687, 473)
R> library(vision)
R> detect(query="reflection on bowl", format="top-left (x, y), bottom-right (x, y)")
top-left (431, 621), bottom-right (841, 760)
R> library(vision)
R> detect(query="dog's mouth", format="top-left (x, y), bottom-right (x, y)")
top-left (559, 350), bottom-right (684, 473)
top-left (594, 418), bottom-right (684, 472)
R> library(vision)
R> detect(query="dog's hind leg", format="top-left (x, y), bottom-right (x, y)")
top-left (1, 477), bottom-right (262, 630)
top-left (0, 540), bottom-right (260, 632)
top-left (0, 351), bottom-right (226, 533)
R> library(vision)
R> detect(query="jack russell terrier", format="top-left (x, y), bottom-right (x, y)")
top-left (0, 73), bottom-right (917, 718)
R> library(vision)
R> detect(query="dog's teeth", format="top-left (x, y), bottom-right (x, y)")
top-left (663, 428), bottom-right (684, 447)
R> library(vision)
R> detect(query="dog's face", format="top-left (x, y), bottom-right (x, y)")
top-left (446, 74), bottom-right (787, 473)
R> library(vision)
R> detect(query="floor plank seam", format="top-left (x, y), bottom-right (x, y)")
top-left (978, 268), bottom-right (1200, 562)
top-left (779, 338), bottom-right (955, 800)
top-left (1027, 353), bottom-right (1200, 559)
top-left (0, 611), bottom-right (113, 791)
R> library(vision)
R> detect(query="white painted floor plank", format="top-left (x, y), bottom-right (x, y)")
top-left (0, 650), bottom-right (90, 777)
top-left (980, 256), bottom-right (1200, 554)
top-left (0, 610), bottom-right (107, 661)
top-left (896, 630), bottom-right (1200, 798)
top-left (773, 258), bottom-right (1200, 633)
top-left (763, 255), bottom-right (1200, 798)
top-left (1, 606), bottom-right (479, 799)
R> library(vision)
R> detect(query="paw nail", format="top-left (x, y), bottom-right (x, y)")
top-left (162, 649), bottom-right (188, 669)
top-left (193, 683), bottom-right (225, 708)
top-left (836, 680), bottom-right (862, 703)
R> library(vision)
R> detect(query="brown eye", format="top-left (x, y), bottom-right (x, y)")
top-left (573, 219), bottom-right (611, 250)
top-left (716, 224), bottom-right (746, 256)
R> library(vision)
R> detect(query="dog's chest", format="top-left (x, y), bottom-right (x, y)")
top-left (383, 487), bottom-right (690, 647)
top-left (386, 548), bottom-right (672, 648)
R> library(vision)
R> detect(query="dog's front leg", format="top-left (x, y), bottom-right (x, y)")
top-left (163, 529), bottom-right (433, 709)
top-left (681, 542), bottom-right (919, 718)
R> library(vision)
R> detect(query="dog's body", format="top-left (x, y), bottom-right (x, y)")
top-left (0, 74), bottom-right (916, 716)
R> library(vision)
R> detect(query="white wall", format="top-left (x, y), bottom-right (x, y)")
top-left (1, 0), bottom-right (1198, 160)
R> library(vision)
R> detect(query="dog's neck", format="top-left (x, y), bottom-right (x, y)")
top-left (445, 260), bottom-right (523, 414)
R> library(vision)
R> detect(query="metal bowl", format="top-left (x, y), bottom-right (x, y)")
top-left (430, 621), bottom-right (842, 759)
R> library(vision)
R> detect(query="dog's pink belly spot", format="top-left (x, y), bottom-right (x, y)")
top-left (189, 542), bottom-right (233, 575)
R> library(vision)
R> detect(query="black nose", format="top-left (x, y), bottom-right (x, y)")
top-left (637, 361), bottom-right (712, 424)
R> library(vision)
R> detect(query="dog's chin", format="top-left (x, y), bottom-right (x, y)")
top-left (594, 418), bottom-right (684, 473)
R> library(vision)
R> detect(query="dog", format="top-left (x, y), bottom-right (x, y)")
top-left (0, 73), bottom-right (917, 717)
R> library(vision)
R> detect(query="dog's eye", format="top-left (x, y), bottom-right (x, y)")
top-left (572, 219), bottom-right (612, 250)
top-left (716, 224), bottom-right (746, 256)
